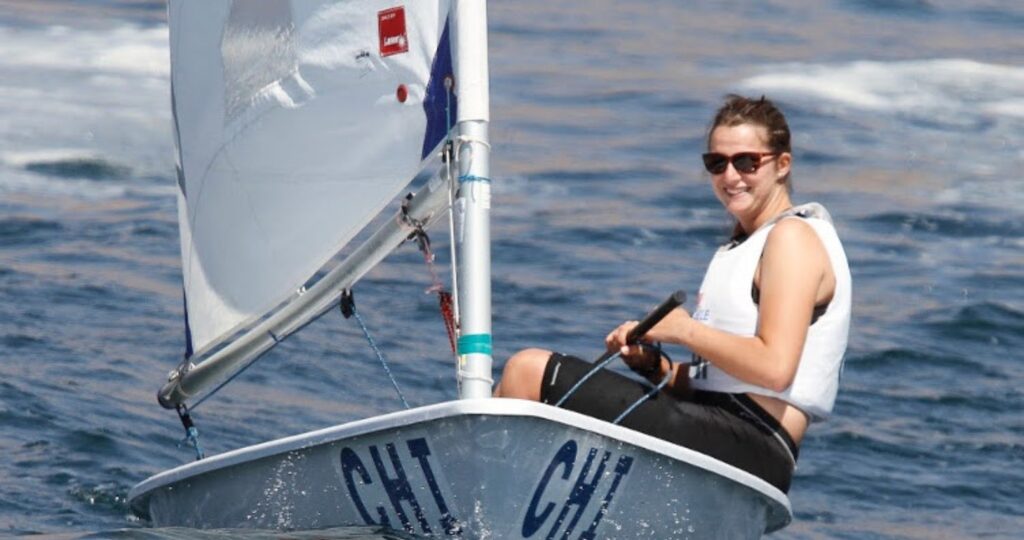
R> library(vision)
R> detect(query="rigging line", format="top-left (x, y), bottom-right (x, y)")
top-left (444, 143), bottom-right (461, 334)
top-left (613, 358), bottom-right (675, 425)
top-left (453, 137), bottom-right (491, 189)
top-left (405, 223), bottom-right (458, 356)
top-left (340, 290), bottom-right (410, 410)
top-left (444, 78), bottom-right (463, 391)
top-left (426, 262), bottom-right (458, 356)
top-left (444, 80), bottom-right (461, 331)
top-left (455, 134), bottom-right (492, 152)
top-left (553, 351), bottom-right (621, 408)
top-left (553, 350), bottom-right (675, 424)
top-left (175, 403), bottom-right (205, 461)
top-left (458, 174), bottom-right (491, 184)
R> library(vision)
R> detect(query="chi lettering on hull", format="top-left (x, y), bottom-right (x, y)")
top-left (522, 440), bottom-right (634, 540)
top-left (339, 437), bottom-right (460, 536)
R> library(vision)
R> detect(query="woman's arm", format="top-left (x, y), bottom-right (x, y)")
top-left (611, 218), bottom-right (834, 392)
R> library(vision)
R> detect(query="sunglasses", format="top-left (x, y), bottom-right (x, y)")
top-left (702, 152), bottom-right (778, 174)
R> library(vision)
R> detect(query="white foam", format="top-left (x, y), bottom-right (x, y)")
top-left (0, 166), bottom-right (176, 199)
top-left (0, 25), bottom-right (168, 77)
top-left (740, 58), bottom-right (1024, 211)
top-left (985, 98), bottom-right (1024, 119)
top-left (739, 58), bottom-right (1024, 123)
top-left (0, 23), bottom-right (174, 198)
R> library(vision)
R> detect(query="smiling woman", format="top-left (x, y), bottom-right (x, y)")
top-left (496, 95), bottom-right (852, 494)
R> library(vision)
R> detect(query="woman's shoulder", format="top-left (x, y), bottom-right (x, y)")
top-left (766, 215), bottom-right (825, 250)
top-left (762, 215), bottom-right (832, 275)
top-left (767, 202), bottom-right (842, 250)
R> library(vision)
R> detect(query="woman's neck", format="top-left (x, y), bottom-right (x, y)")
top-left (738, 194), bottom-right (793, 234)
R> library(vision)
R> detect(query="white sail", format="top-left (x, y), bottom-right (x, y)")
top-left (170, 0), bottom-right (456, 357)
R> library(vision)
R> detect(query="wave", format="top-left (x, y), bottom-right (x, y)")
top-left (0, 168), bottom-right (175, 200)
top-left (849, 347), bottom-right (995, 374)
top-left (0, 22), bottom-right (174, 200)
top-left (857, 207), bottom-right (1024, 238)
top-left (5, 149), bottom-right (133, 180)
top-left (0, 24), bottom-right (168, 77)
top-left (0, 216), bottom-right (64, 247)
top-left (923, 302), bottom-right (1024, 345)
top-left (738, 58), bottom-right (1024, 125)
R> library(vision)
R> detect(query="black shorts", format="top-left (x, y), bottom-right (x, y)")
top-left (539, 353), bottom-right (799, 493)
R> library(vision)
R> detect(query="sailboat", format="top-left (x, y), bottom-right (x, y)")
top-left (129, 1), bottom-right (792, 538)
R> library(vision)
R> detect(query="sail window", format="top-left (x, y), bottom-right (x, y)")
top-left (221, 0), bottom-right (298, 122)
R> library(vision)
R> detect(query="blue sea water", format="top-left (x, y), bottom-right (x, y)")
top-left (1, 0), bottom-right (1022, 538)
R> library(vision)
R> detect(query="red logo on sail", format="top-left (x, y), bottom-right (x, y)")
top-left (378, 6), bottom-right (409, 57)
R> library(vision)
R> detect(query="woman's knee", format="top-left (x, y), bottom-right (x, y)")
top-left (497, 348), bottom-right (551, 400)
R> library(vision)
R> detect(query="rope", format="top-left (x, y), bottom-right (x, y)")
top-left (437, 291), bottom-right (457, 355)
top-left (455, 134), bottom-right (492, 153)
top-left (416, 231), bottom-right (458, 356)
top-left (458, 174), bottom-right (492, 184)
top-left (175, 403), bottom-right (205, 461)
top-left (553, 351), bottom-right (621, 408)
top-left (340, 290), bottom-right (410, 410)
top-left (553, 347), bottom-right (675, 426)
top-left (401, 199), bottom-right (459, 357)
top-left (443, 77), bottom-right (464, 393)
top-left (613, 359), bottom-right (674, 425)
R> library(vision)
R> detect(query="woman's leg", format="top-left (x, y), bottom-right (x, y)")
top-left (493, 348), bottom-right (552, 400)
top-left (537, 354), bottom-right (796, 492)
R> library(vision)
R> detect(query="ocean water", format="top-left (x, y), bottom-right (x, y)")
top-left (1, 0), bottom-right (1022, 538)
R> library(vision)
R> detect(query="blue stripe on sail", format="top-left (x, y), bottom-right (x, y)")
top-left (182, 290), bottom-right (194, 359)
top-left (421, 20), bottom-right (456, 160)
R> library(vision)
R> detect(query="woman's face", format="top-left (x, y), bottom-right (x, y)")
top-left (706, 123), bottom-right (791, 229)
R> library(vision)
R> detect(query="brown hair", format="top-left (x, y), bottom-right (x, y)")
top-left (707, 94), bottom-right (792, 188)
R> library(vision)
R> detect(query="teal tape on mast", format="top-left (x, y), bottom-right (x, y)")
top-left (457, 334), bottom-right (492, 355)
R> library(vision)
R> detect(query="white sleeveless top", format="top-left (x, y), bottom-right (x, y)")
top-left (688, 203), bottom-right (852, 422)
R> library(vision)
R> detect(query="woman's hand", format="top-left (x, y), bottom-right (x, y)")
top-left (605, 308), bottom-right (693, 376)
top-left (605, 320), bottom-right (657, 374)
top-left (605, 308), bottom-right (692, 351)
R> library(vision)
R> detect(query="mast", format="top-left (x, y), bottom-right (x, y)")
top-left (453, 0), bottom-right (493, 399)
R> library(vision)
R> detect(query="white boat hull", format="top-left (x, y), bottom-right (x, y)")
top-left (130, 399), bottom-right (790, 538)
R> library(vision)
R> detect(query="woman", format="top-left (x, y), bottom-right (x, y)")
top-left (495, 95), bottom-right (851, 493)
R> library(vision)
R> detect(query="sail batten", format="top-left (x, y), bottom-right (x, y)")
top-left (170, 0), bottom-right (456, 359)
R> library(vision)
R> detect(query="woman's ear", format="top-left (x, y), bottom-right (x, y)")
top-left (776, 152), bottom-right (792, 182)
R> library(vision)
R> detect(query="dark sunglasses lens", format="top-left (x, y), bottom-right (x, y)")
top-left (732, 153), bottom-right (759, 173)
top-left (702, 153), bottom-right (728, 174)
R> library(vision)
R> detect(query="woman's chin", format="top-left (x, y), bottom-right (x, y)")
top-left (724, 196), bottom-right (753, 217)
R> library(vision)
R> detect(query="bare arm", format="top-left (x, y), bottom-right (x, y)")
top-left (610, 218), bottom-right (834, 392)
